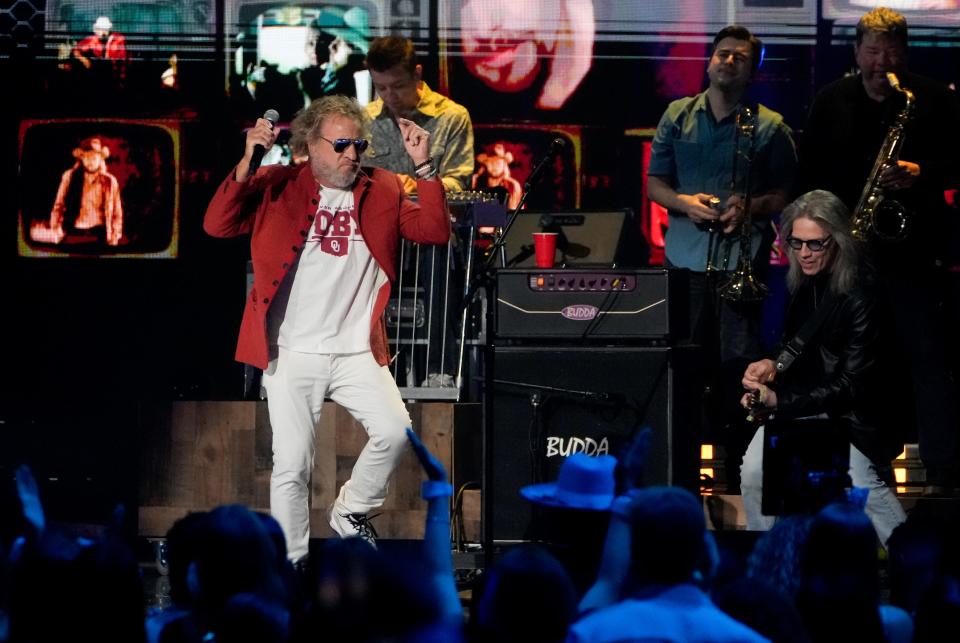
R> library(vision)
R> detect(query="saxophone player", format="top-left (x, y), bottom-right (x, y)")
top-left (647, 25), bottom-right (797, 490)
top-left (798, 7), bottom-right (960, 495)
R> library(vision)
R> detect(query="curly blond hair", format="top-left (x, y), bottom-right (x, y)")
top-left (289, 95), bottom-right (370, 157)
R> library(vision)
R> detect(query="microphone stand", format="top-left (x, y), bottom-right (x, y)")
top-left (460, 157), bottom-right (549, 315)
top-left (457, 155), bottom-right (553, 569)
top-left (484, 156), bottom-right (552, 274)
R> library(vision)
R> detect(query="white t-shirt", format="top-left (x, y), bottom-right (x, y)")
top-left (267, 185), bottom-right (388, 354)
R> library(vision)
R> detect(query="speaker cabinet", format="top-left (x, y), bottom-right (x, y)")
top-left (490, 345), bottom-right (702, 541)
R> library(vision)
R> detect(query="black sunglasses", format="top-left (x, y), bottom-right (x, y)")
top-left (785, 235), bottom-right (832, 252)
top-left (319, 135), bottom-right (369, 154)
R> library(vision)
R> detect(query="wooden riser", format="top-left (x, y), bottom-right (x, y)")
top-left (138, 401), bottom-right (463, 539)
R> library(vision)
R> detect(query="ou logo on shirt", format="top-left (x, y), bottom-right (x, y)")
top-left (312, 210), bottom-right (354, 257)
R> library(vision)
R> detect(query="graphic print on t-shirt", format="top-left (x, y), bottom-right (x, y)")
top-left (268, 185), bottom-right (385, 355)
top-left (309, 202), bottom-right (360, 257)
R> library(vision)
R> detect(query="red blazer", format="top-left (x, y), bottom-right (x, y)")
top-left (204, 163), bottom-right (450, 369)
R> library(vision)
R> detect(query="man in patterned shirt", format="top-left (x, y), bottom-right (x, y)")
top-left (364, 35), bottom-right (474, 195)
top-left (364, 36), bottom-right (474, 387)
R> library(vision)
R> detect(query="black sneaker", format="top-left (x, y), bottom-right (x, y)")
top-left (329, 510), bottom-right (379, 548)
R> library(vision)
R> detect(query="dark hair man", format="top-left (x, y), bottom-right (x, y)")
top-left (364, 36), bottom-right (474, 195)
top-left (364, 36), bottom-right (475, 387)
top-left (646, 25), bottom-right (798, 487)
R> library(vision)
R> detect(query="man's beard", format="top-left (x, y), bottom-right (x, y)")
top-left (710, 72), bottom-right (746, 95)
top-left (314, 160), bottom-right (359, 189)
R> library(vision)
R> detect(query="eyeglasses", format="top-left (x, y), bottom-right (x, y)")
top-left (318, 135), bottom-right (369, 154)
top-left (785, 235), bottom-right (833, 252)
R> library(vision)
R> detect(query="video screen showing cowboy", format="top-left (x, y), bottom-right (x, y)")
top-left (40, 136), bottom-right (124, 247)
top-left (19, 120), bottom-right (180, 258)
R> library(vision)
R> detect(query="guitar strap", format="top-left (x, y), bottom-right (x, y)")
top-left (775, 288), bottom-right (840, 375)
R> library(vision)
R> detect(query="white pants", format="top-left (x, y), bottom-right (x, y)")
top-left (740, 425), bottom-right (906, 546)
top-left (261, 348), bottom-right (411, 561)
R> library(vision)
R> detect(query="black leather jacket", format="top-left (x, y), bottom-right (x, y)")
top-left (772, 272), bottom-right (907, 465)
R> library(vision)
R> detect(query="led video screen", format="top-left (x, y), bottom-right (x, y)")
top-left (472, 124), bottom-right (581, 212)
top-left (18, 118), bottom-right (180, 258)
top-left (225, 1), bottom-right (390, 119)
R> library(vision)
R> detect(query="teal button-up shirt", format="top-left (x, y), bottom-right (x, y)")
top-left (649, 91), bottom-right (797, 272)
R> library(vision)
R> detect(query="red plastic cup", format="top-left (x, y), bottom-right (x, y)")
top-left (533, 232), bottom-right (558, 268)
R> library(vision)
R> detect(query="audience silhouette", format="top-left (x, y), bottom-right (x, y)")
top-left (5, 433), bottom-right (958, 642)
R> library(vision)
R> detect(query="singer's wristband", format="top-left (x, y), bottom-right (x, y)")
top-left (421, 481), bottom-right (453, 500)
top-left (414, 157), bottom-right (433, 171)
top-left (417, 166), bottom-right (439, 180)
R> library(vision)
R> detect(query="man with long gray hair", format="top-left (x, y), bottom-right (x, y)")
top-left (739, 189), bottom-right (906, 545)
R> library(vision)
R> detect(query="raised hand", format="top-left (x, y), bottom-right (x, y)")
top-left (579, 490), bottom-right (641, 613)
top-left (405, 427), bottom-right (459, 623)
top-left (16, 464), bottom-right (46, 535)
top-left (406, 427), bottom-right (447, 482)
top-left (239, 117), bottom-right (280, 180)
top-left (615, 427), bottom-right (653, 493)
top-left (397, 118), bottom-right (431, 166)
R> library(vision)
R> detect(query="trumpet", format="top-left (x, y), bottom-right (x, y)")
top-left (850, 72), bottom-right (914, 242)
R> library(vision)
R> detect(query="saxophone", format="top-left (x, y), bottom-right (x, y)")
top-left (850, 72), bottom-right (914, 242)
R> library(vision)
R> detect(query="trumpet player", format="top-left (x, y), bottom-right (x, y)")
top-left (647, 25), bottom-right (797, 489)
top-left (798, 7), bottom-right (960, 495)
top-left (739, 190), bottom-right (907, 546)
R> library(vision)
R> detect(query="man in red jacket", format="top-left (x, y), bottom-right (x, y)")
top-left (204, 95), bottom-right (449, 561)
top-left (72, 16), bottom-right (129, 83)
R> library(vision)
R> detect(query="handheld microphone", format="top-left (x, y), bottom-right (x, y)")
top-left (524, 137), bottom-right (566, 191)
top-left (249, 109), bottom-right (280, 172)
